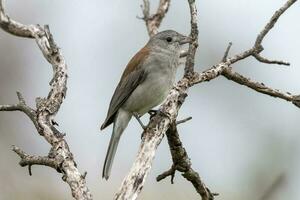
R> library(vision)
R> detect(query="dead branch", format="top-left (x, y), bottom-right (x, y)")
top-left (222, 67), bottom-right (300, 108)
top-left (115, 0), bottom-right (298, 200)
top-left (258, 174), bottom-right (286, 200)
top-left (140, 0), bottom-right (171, 37)
top-left (157, 123), bottom-right (218, 200)
top-left (184, 0), bottom-right (199, 76)
top-left (0, 1), bottom-right (92, 200)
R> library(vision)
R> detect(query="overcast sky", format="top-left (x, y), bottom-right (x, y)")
top-left (0, 0), bottom-right (300, 199)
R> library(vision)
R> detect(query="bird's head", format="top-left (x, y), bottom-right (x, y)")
top-left (148, 30), bottom-right (192, 53)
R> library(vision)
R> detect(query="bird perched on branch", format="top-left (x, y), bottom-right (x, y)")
top-left (100, 30), bottom-right (191, 179)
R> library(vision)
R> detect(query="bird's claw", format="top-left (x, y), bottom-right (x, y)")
top-left (148, 109), bottom-right (170, 119)
top-left (148, 109), bottom-right (158, 118)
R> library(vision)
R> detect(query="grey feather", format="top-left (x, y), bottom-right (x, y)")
top-left (101, 69), bottom-right (147, 130)
top-left (102, 109), bottom-right (132, 179)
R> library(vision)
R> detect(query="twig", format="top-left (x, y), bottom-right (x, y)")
top-left (253, 0), bottom-right (296, 65)
top-left (184, 0), bottom-right (199, 76)
top-left (254, 0), bottom-right (296, 48)
top-left (222, 67), bottom-right (300, 108)
top-left (258, 174), bottom-right (285, 200)
top-left (140, 0), bottom-right (171, 36)
top-left (0, 1), bottom-right (92, 200)
top-left (190, 0), bottom-right (297, 86)
top-left (253, 54), bottom-right (290, 66)
top-left (157, 123), bottom-right (217, 200)
top-left (176, 116), bottom-right (192, 125)
top-left (0, 92), bottom-right (38, 128)
top-left (12, 146), bottom-right (60, 175)
top-left (222, 42), bottom-right (232, 62)
top-left (0, 0), bottom-right (34, 38)
top-left (156, 165), bottom-right (176, 184)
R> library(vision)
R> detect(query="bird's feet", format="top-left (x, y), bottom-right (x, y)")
top-left (148, 109), bottom-right (170, 119)
top-left (133, 112), bottom-right (146, 130)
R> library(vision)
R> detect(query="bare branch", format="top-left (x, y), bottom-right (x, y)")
top-left (189, 49), bottom-right (254, 86)
top-left (12, 146), bottom-right (59, 175)
top-left (191, 0), bottom-right (296, 85)
top-left (254, 0), bottom-right (297, 48)
top-left (0, 104), bottom-right (22, 112)
top-left (258, 174), bottom-right (286, 200)
top-left (253, 0), bottom-right (297, 65)
top-left (157, 124), bottom-right (217, 200)
top-left (141, 0), bottom-right (171, 36)
top-left (176, 116), bottom-right (192, 125)
top-left (0, 92), bottom-right (37, 126)
top-left (0, 1), bottom-right (92, 200)
top-left (184, 0), bottom-right (199, 76)
top-left (116, 0), bottom-right (298, 199)
top-left (0, 0), bottom-right (34, 38)
top-left (293, 95), bottom-right (300, 108)
top-left (156, 165), bottom-right (176, 183)
top-left (222, 42), bottom-right (233, 62)
top-left (222, 67), bottom-right (300, 108)
top-left (253, 53), bottom-right (290, 66)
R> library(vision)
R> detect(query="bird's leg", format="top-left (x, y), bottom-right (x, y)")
top-left (133, 112), bottom-right (146, 130)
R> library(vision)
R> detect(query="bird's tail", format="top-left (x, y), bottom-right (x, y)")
top-left (102, 109), bottom-right (131, 180)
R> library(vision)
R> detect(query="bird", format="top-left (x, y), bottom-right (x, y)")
top-left (100, 30), bottom-right (191, 180)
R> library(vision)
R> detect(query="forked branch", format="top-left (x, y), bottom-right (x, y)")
top-left (0, 1), bottom-right (92, 199)
top-left (116, 0), bottom-right (298, 200)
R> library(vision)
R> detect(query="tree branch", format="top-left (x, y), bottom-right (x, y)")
top-left (176, 116), bottom-right (192, 125)
top-left (184, 0), bottom-right (199, 76)
top-left (157, 124), bottom-right (218, 200)
top-left (115, 0), bottom-right (298, 199)
top-left (12, 146), bottom-right (60, 176)
top-left (0, 0), bottom-right (34, 38)
top-left (0, 92), bottom-right (38, 127)
top-left (140, 0), bottom-right (170, 37)
top-left (0, 1), bottom-right (92, 200)
top-left (222, 67), bottom-right (300, 108)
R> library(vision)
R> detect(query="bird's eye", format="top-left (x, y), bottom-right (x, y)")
top-left (166, 37), bottom-right (172, 43)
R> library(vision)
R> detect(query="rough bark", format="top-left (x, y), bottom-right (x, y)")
top-left (0, 1), bottom-right (92, 199)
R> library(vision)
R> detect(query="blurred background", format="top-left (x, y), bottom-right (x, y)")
top-left (0, 0), bottom-right (299, 199)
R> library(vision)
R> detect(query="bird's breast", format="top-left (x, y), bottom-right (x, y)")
top-left (122, 54), bottom-right (179, 115)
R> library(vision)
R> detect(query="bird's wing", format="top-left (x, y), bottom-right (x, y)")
top-left (100, 47), bottom-right (149, 130)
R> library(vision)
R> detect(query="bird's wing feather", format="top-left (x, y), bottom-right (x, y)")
top-left (101, 46), bottom-right (149, 130)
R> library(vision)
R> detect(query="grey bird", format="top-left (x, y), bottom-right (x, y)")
top-left (100, 30), bottom-right (191, 179)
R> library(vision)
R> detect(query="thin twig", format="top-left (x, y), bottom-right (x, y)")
top-left (253, 0), bottom-right (296, 65)
top-left (222, 42), bottom-right (233, 62)
top-left (176, 116), bottom-right (192, 125)
top-left (12, 146), bottom-right (60, 174)
top-left (253, 53), bottom-right (290, 66)
top-left (156, 165), bottom-right (176, 183)
top-left (157, 123), bottom-right (216, 200)
top-left (222, 67), bottom-right (299, 108)
top-left (258, 174), bottom-right (286, 200)
top-left (184, 0), bottom-right (199, 76)
top-left (140, 0), bottom-right (171, 36)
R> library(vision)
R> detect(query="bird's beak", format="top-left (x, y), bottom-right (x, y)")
top-left (179, 36), bottom-right (192, 45)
